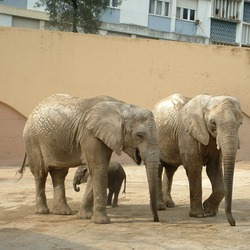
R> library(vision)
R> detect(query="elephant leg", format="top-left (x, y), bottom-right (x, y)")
top-left (112, 182), bottom-right (122, 207)
top-left (91, 162), bottom-right (110, 223)
top-left (203, 158), bottom-right (225, 216)
top-left (107, 188), bottom-right (113, 206)
top-left (157, 163), bottom-right (166, 210)
top-left (183, 155), bottom-right (209, 218)
top-left (112, 190), bottom-right (119, 207)
top-left (162, 165), bottom-right (178, 208)
top-left (50, 167), bottom-right (72, 215)
top-left (33, 166), bottom-right (50, 214)
top-left (77, 175), bottom-right (94, 219)
top-left (82, 141), bottom-right (112, 224)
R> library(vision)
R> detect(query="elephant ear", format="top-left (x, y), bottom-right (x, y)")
top-left (181, 95), bottom-right (210, 146)
top-left (85, 101), bottom-right (124, 155)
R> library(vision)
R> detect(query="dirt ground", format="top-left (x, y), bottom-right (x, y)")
top-left (0, 162), bottom-right (250, 250)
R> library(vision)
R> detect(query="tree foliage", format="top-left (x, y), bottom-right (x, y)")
top-left (36, 0), bottom-right (118, 34)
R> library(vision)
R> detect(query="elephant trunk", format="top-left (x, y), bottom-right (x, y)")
top-left (143, 148), bottom-right (160, 222)
top-left (219, 132), bottom-right (239, 226)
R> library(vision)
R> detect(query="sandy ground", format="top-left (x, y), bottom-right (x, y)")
top-left (0, 161), bottom-right (250, 250)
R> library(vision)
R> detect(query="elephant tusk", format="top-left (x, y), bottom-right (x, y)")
top-left (216, 136), bottom-right (220, 150)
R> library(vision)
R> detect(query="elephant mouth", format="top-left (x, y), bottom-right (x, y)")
top-left (134, 148), bottom-right (142, 165)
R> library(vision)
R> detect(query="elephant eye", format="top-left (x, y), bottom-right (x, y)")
top-left (136, 132), bottom-right (145, 142)
top-left (210, 119), bottom-right (216, 127)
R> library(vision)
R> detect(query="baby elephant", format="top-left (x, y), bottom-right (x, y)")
top-left (73, 161), bottom-right (126, 207)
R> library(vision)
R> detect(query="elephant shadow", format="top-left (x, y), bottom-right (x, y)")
top-left (35, 197), bottom-right (250, 225)
top-left (161, 198), bottom-right (250, 225)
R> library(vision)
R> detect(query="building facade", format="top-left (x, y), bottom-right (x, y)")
top-left (0, 0), bottom-right (250, 45)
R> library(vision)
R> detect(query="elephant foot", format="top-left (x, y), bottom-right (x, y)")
top-left (203, 200), bottom-right (219, 216)
top-left (53, 203), bottom-right (72, 215)
top-left (157, 199), bottom-right (166, 210)
top-left (189, 208), bottom-right (210, 218)
top-left (166, 199), bottom-right (175, 208)
top-left (91, 212), bottom-right (110, 224)
top-left (77, 209), bottom-right (93, 219)
top-left (112, 203), bottom-right (118, 207)
top-left (36, 205), bottom-right (50, 214)
top-left (53, 207), bottom-right (72, 215)
top-left (163, 193), bottom-right (175, 208)
top-left (157, 203), bottom-right (166, 210)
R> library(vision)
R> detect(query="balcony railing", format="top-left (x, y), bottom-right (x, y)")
top-left (212, 0), bottom-right (241, 20)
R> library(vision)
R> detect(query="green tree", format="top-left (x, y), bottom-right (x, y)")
top-left (36, 0), bottom-right (121, 34)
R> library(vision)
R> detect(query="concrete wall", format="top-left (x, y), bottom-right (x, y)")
top-left (0, 27), bottom-right (250, 164)
top-left (0, 102), bottom-right (26, 165)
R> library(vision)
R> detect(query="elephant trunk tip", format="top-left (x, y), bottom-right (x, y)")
top-left (73, 183), bottom-right (80, 192)
top-left (226, 213), bottom-right (236, 226)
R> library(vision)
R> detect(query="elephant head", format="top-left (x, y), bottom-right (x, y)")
top-left (122, 106), bottom-right (160, 222)
top-left (73, 165), bottom-right (88, 192)
top-left (182, 95), bottom-right (243, 226)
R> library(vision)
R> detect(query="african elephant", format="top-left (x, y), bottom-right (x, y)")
top-left (153, 94), bottom-right (243, 226)
top-left (22, 94), bottom-right (159, 224)
top-left (73, 161), bottom-right (126, 207)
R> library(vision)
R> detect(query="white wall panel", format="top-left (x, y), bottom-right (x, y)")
top-left (120, 0), bottom-right (149, 27)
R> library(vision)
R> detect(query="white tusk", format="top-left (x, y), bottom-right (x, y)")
top-left (216, 136), bottom-right (220, 150)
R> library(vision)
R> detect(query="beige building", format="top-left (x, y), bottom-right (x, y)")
top-left (0, 27), bottom-right (249, 165)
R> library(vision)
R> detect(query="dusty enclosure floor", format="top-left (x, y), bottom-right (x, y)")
top-left (0, 162), bottom-right (250, 249)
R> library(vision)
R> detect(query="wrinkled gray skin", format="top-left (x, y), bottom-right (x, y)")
top-left (73, 161), bottom-right (126, 207)
top-left (153, 94), bottom-right (243, 226)
top-left (23, 94), bottom-right (159, 224)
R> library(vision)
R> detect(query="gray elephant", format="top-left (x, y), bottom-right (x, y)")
top-left (73, 161), bottom-right (126, 207)
top-left (153, 94), bottom-right (243, 226)
top-left (21, 94), bottom-right (159, 224)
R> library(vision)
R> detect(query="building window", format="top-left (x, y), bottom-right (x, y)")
top-left (190, 9), bottom-right (195, 21)
top-left (176, 7), bottom-right (196, 21)
top-left (183, 8), bottom-right (188, 20)
top-left (149, 0), bottom-right (170, 17)
top-left (242, 24), bottom-right (250, 45)
top-left (156, 1), bottom-right (162, 15)
top-left (211, 19), bottom-right (237, 44)
top-left (176, 7), bottom-right (181, 19)
top-left (243, 2), bottom-right (250, 23)
top-left (212, 0), bottom-right (241, 20)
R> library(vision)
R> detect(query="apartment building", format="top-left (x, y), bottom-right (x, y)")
top-left (0, 0), bottom-right (249, 46)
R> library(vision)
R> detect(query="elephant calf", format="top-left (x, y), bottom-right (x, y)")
top-left (73, 161), bottom-right (126, 207)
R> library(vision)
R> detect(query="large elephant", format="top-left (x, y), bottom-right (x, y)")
top-left (22, 94), bottom-right (160, 224)
top-left (153, 94), bottom-right (243, 226)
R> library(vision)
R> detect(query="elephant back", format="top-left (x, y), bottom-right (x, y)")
top-left (153, 94), bottom-right (190, 164)
top-left (153, 94), bottom-right (190, 128)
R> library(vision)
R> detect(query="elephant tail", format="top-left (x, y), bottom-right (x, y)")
top-left (15, 153), bottom-right (27, 181)
top-left (122, 176), bottom-right (126, 194)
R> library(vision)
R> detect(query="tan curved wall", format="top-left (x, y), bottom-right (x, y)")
top-left (0, 102), bottom-right (26, 165)
top-left (0, 27), bottom-right (250, 163)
